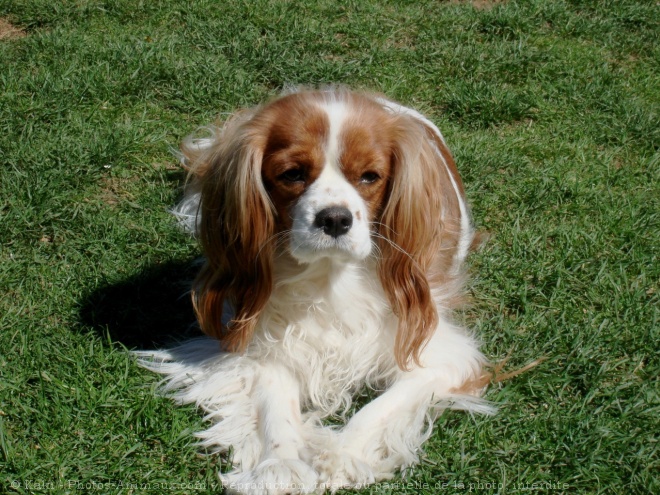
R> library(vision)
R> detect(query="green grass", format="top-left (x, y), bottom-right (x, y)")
top-left (0, 0), bottom-right (657, 493)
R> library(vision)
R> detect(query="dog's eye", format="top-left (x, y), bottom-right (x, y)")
top-left (360, 172), bottom-right (380, 184)
top-left (278, 168), bottom-right (305, 183)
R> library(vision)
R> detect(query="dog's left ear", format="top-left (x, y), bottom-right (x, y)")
top-left (378, 115), bottom-right (467, 370)
top-left (185, 112), bottom-right (276, 353)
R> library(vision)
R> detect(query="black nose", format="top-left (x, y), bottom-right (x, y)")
top-left (314, 207), bottom-right (353, 238)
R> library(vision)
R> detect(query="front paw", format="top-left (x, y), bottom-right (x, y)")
top-left (313, 449), bottom-right (376, 493)
top-left (221, 458), bottom-right (318, 495)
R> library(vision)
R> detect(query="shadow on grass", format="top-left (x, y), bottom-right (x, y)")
top-left (78, 259), bottom-right (204, 350)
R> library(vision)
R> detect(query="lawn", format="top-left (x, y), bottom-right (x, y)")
top-left (0, 1), bottom-right (658, 494)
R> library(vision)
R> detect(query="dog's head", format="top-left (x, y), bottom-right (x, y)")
top-left (183, 89), bottom-right (469, 369)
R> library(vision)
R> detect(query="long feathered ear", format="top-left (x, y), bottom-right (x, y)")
top-left (378, 115), bottom-right (466, 371)
top-left (183, 111), bottom-right (275, 353)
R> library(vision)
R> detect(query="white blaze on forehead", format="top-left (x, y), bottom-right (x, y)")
top-left (311, 100), bottom-right (355, 195)
top-left (321, 101), bottom-right (349, 174)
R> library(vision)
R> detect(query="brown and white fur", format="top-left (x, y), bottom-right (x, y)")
top-left (136, 89), bottom-right (493, 494)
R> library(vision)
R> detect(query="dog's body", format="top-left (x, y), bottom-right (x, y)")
top-left (137, 89), bottom-right (492, 494)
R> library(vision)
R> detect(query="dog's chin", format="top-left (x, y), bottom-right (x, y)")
top-left (288, 238), bottom-right (372, 265)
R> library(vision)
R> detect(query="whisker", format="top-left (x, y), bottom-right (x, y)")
top-left (372, 220), bottom-right (463, 237)
top-left (369, 221), bottom-right (399, 236)
top-left (370, 232), bottom-right (415, 262)
top-left (370, 242), bottom-right (383, 260)
top-left (256, 230), bottom-right (291, 260)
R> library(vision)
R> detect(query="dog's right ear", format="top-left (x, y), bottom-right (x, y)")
top-left (181, 111), bottom-right (276, 353)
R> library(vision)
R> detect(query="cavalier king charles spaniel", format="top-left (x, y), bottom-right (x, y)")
top-left (137, 88), bottom-right (494, 494)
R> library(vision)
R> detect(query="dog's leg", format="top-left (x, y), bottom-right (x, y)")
top-left (314, 324), bottom-right (491, 491)
top-left (313, 368), bottom-right (436, 491)
top-left (221, 362), bottom-right (318, 495)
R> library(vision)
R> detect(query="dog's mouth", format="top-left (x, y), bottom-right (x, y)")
top-left (288, 221), bottom-right (372, 264)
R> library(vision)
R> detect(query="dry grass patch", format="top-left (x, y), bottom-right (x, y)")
top-left (98, 176), bottom-right (138, 207)
top-left (0, 17), bottom-right (26, 40)
top-left (451, 0), bottom-right (507, 10)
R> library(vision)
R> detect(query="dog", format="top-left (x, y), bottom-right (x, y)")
top-left (136, 88), bottom-right (494, 494)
